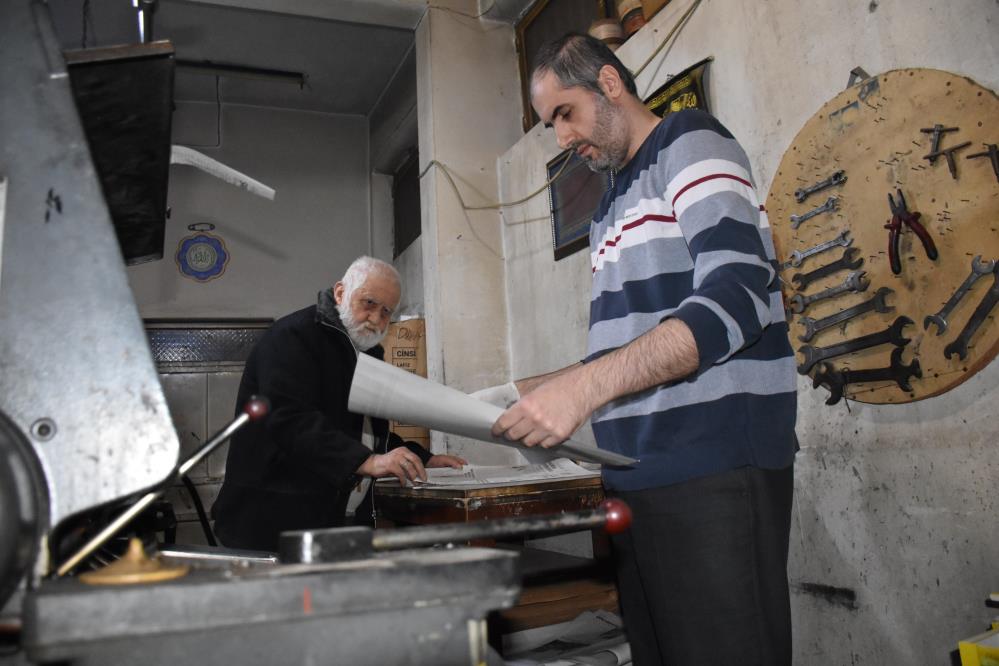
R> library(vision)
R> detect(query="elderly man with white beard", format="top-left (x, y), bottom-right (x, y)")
top-left (212, 256), bottom-right (465, 552)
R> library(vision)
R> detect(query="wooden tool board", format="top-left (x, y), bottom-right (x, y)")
top-left (767, 68), bottom-right (999, 404)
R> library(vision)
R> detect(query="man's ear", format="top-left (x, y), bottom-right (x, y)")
top-left (597, 64), bottom-right (624, 101)
top-left (333, 281), bottom-right (345, 305)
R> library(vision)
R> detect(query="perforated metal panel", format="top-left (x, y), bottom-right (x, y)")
top-left (146, 321), bottom-right (271, 372)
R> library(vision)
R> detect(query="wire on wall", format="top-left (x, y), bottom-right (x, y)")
top-left (420, 0), bottom-right (704, 212)
top-left (181, 75), bottom-right (223, 149)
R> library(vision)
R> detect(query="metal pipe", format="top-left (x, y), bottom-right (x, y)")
top-left (371, 498), bottom-right (632, 551)
top-left (54, 397), bottom-right (269, 577)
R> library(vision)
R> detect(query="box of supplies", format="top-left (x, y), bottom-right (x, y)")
top-left (382, 318), bottom-right (430, 450)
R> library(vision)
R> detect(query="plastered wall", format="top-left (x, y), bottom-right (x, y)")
top-left (495, 0), bottom-right (999, 662)
top-left (128, 102), bottom-right (376, 319)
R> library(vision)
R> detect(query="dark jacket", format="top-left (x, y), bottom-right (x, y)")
top-left (211, 289), bottom-right (430, 552)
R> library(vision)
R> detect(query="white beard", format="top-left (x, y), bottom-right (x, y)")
top-left (337, 303), bottom-right (387, 351)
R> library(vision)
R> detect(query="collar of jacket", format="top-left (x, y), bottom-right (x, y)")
top-left (315, 288), bottom-right (385, 359)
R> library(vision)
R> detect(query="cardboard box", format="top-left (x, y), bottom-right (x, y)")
top-left (382, 319), bottom-right (430, 450)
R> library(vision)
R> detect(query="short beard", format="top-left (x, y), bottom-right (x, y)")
top-left (336, 302), bottom-right (387, 352)
top-left (577, 93), bottom-right (630, 173)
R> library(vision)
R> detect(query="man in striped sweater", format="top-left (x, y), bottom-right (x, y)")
top-left (491, 34), bottom-right (797, 665)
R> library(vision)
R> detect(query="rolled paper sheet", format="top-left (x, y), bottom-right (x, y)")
top-left (348, 353), bottom-right (637, 467)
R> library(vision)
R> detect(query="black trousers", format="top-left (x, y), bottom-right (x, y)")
top-left (609, 465), bottom-right (794, 666)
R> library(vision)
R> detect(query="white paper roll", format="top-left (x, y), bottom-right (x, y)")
top-left (348, 354), bottom-right (636, 467)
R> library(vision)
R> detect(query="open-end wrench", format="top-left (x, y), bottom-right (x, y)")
top-left (812, 347), bottom-right (922, 405)
top-left (792, 247), bottom-right (864, 291)
top-left (798, 287), bottom-right (894, 342)
top-left (942, 270), bottom-right (999, 361)
top-left (781, 230), bottom-right (852, 271)
top-left (789, 270), bottom-right (868, 314)
top-left (797, 315), bottom-right (912, 375)
top-left (790, 196), bottom-right (839, 230)
top-left (923, 255), bottom-right (997, 335)
top-left (794, 170), bottom-right (847, 203)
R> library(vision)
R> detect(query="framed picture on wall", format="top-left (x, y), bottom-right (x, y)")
top-left (547, 151), bottom-right (613, 261)
top-left (643, 57), bottom-right (713, 117)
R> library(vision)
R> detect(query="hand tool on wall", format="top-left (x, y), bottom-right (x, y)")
top-left (920, 124), bottom-right (958, 164)
top-left (811, 347), bottom-right (922, 405)
top-left (789, 270), bottom-right (869, 314)
top-left (798, 286), bottom-right (894, 342)
top-left (791, 196), bottom-right (839, 230)
top-left (942, 270), bottom-right (999, 361)
top-left (792, 246), bottom-right (864, 291)
top-left (885, 189), bottom-right (938, 275)
top-left (923, 255), bottom-right (997, 334)
top-left (794, 170), bottom-right (847, 203)
top-left (966, 143), bottom-right (999, 183)
top-left (781, 229), bottom-right (852, 270)
top-left (797, 315), bottom-right (912, 375)
top-left (924, 141), bottom-right (972, 179)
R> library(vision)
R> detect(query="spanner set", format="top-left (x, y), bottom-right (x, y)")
top-left (778, 108), bottom-right (998, 407)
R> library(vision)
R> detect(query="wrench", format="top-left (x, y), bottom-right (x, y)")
top-left (789, 270), bottom-right (869, 314)
top-left (781, 230), bottom-right (852, 271)
top-left (792, 247), bottom-right (864, 291)
top-left (942, 270), bottom-right (999, 361)
top-left (812, 347), bottom-right (922, 405)
top-left (923, 255), bottom-right (997, 335)
top-left (794, 170), bottom-right (847, 204)
top-left (798, 287), bottom-right (894, 342)
top-left (790, 196), bottom-right (839, 230)
top-left (797, 315), bottom-right (912, 375)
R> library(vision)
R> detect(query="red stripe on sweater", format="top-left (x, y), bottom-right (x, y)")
top-left (592, 214), bottom-right (677, 273)
top-left (671, 173), bottom-right (753, 209)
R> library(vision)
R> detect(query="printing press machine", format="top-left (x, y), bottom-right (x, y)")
top-left (0, 3), bottom-right (632, 663)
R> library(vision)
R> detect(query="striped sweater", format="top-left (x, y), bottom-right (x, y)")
top-left (588, 109), bottom-right (797, 491)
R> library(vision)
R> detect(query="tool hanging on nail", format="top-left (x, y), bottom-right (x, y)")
top-left (790, 196), bottom-right (839, 230)
top-left (794, 170), bottom-right (847, 204)
top-left (788, 270), bottom-right (869, 314)
top-left (966, 143), bottom-right (999, 183)
top-left (924, 141), bottom-right (972, 179)
top-left (791, 246), bottom-right (864, 291)
top-left (942, 270), bottom-right (999, 361)
top-left (923, 255), bottom-right (996, 335)
top-left (797, 315), bottom-right (912, 375)
top-left (797, 287), bottom-right (895, 342)
top-left (812, 347), bottom-right (922, 406)
top-left (781, 229), bottom-right (852, 271)
top-left (920, 124), bottom-right (958, 164)
top-left (884, 189), bottom-right (938, 275)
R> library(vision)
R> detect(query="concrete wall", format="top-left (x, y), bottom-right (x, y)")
top-left (416, 1), bottom-right (523, 461)
top-left (495, 0), bottom-right (999, 662)
top-left (128, 102), bottom-right (375, 318)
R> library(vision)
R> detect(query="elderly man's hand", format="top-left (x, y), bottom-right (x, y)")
top-left (427, 454), bottom-right (467, 469)
top-left (356, 447), bottom-right (427, 485)
top-left (490, 371), bottom-right (594, 448)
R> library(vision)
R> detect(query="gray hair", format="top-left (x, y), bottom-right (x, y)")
top-left (531, 32), bottom-right (637, 98)
top-left (340, 256), bottom-right (401, 300)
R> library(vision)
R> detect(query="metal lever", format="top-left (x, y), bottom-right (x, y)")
top-left (54, 396), bottom-right (270, 577)
top-left (280, 499), bottom-right (633, 564)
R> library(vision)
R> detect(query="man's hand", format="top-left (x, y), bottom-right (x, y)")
top-left (356, 447), bottom-right (427, 485)
top-left (427, 454), bottom-right (467, 469)
top-left (491, 370), bottom-right (595, 448)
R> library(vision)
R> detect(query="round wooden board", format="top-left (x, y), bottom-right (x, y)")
top-left (767, 68), bottom-right (999, 404)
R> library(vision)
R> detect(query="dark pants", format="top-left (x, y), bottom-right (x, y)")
top-left (610, 465), bottom-right (793, 666)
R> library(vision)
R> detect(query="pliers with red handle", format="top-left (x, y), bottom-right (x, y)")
top-left (885, 189), bottom-right (938, 275)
